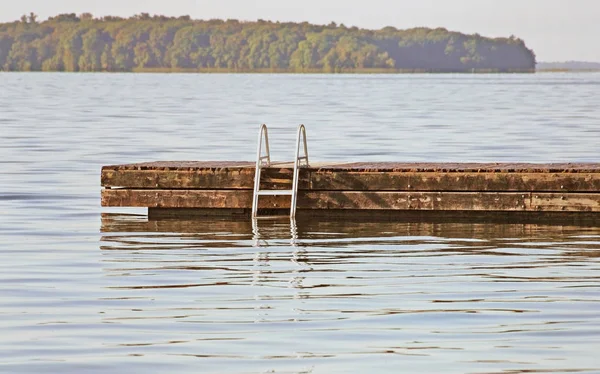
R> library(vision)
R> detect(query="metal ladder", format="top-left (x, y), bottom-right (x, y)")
top-left (252, 124), bottom-right (309, 219)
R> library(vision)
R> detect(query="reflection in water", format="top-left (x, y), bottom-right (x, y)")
top-left (252, 217), bottom-right (299, 247)
top-left (95, 213), bottom-right (600, 373)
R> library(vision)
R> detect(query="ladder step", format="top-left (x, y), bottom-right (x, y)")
top-left (261, 178), bottom-right (292, 184)
top-left (253, 215), bottom-right (292, 220)
top-left (257, 190), bottom-right (293, 196)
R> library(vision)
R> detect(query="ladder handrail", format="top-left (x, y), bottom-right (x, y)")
top-left (290, 124), bottom-right (309, 218)
top-left (255, 124), bottom-right (271, 167)
top-left (252, 124), bottom-right (309, 219)
top-left (252, 124), bottom-right (270, 218)
top-left (295, 124), bottom-right (309, 167)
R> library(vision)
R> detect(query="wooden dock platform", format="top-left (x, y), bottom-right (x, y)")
top-left (101, 161), bottom-right (600, 219)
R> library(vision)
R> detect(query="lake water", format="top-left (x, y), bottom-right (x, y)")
top-left (1, 72), bottom-right (600, 373)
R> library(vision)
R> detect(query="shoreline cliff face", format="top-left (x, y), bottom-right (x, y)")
top-left (0, 14), bottom-right (536, 73)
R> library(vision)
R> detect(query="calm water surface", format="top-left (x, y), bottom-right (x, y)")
top-left (1, 73), bottom-right (600, 373)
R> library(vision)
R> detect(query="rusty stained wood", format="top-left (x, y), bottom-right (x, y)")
top-left (101, 189), bottom-right (600, 212)
top-left (101, 168), bottom-right (304, 190)
top-left (102, 189), bottom-right (287, 208)
top-left (320, 162), bottom-right (600, 173)
top-left (102, 168), bottom-right (255, 189)
top-left (101, 161), bottom-right (255, 171)
top-left (102, 161), bottom-right (600, 173)
top-left (102, 167), bottom-right (600, 192)
top-left (310, 171), bottom-right (600, 192)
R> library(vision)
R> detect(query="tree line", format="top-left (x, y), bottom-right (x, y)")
top-left (0, 13), bottom-right (536, 73)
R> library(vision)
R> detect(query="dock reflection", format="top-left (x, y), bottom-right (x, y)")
top-left (101, 212), bottom-right (600, 241)
top-left (100, 212), bottom-right (600, 260)
top-left (96, 212), bottom-right (600, 364)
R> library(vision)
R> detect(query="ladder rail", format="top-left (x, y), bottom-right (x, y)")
top-left (290, 124), bottom-right (309, 219)
top-left (256, 123), bottom-right (271, 167)
top-left (252, 124), bottom-right (270, 218)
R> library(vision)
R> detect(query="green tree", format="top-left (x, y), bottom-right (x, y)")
top-left (60, 27), bottom-right (85, 71)
top-left (100, 44), bottom-right (113, 70)
top-left (79, 29), bottom-right (105, 71)
top-left (0, 34), bottom-right (14, 68)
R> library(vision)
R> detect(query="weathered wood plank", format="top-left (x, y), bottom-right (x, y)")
top-left (102, 161), bottom-right (600, 173)
top-left (101, 169), bottom-right (256, 189)
top-left (531, 193), bottom-right (600, 212)
top-left (101, 189), bottom-right (600, 212)
top-left (101, 168), bottom-right (306, 189)
top-left (102, 168), bottom-right (600, 192)
top-left (101, 189), bottom-right (286, 208)
top-left (322, 162), bottom-right (600, 173)
top-left (102, 161), bottom-right (255, 171)
top-left (310, 172), bottom-right (600, 192)
top-left (305, 191), bottom-right (530, 210)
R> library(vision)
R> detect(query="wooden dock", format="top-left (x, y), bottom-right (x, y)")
top-left (101, 161), bottom-right (600, 219)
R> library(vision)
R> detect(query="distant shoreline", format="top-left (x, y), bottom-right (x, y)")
top-left (134, 67), bottom-right (537, 74)
top-left (536, 69), bottom-right (600, 73)
top-left (0, 68), bottom-right (538, 74)
top-left (0, 14), bottom-right (535, 73)
top-left (4, 70), bottom-right (596, 74)
top-left (536, 61), bottom-right (600, 72)
top-left (3, 67), bottom-right (598, 74)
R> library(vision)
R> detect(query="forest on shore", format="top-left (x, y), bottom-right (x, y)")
top-left (0, 13), bottom-right (536, 73)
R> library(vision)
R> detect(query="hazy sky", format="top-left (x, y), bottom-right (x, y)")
top-left (2, 0), bottom-right (599, 62)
